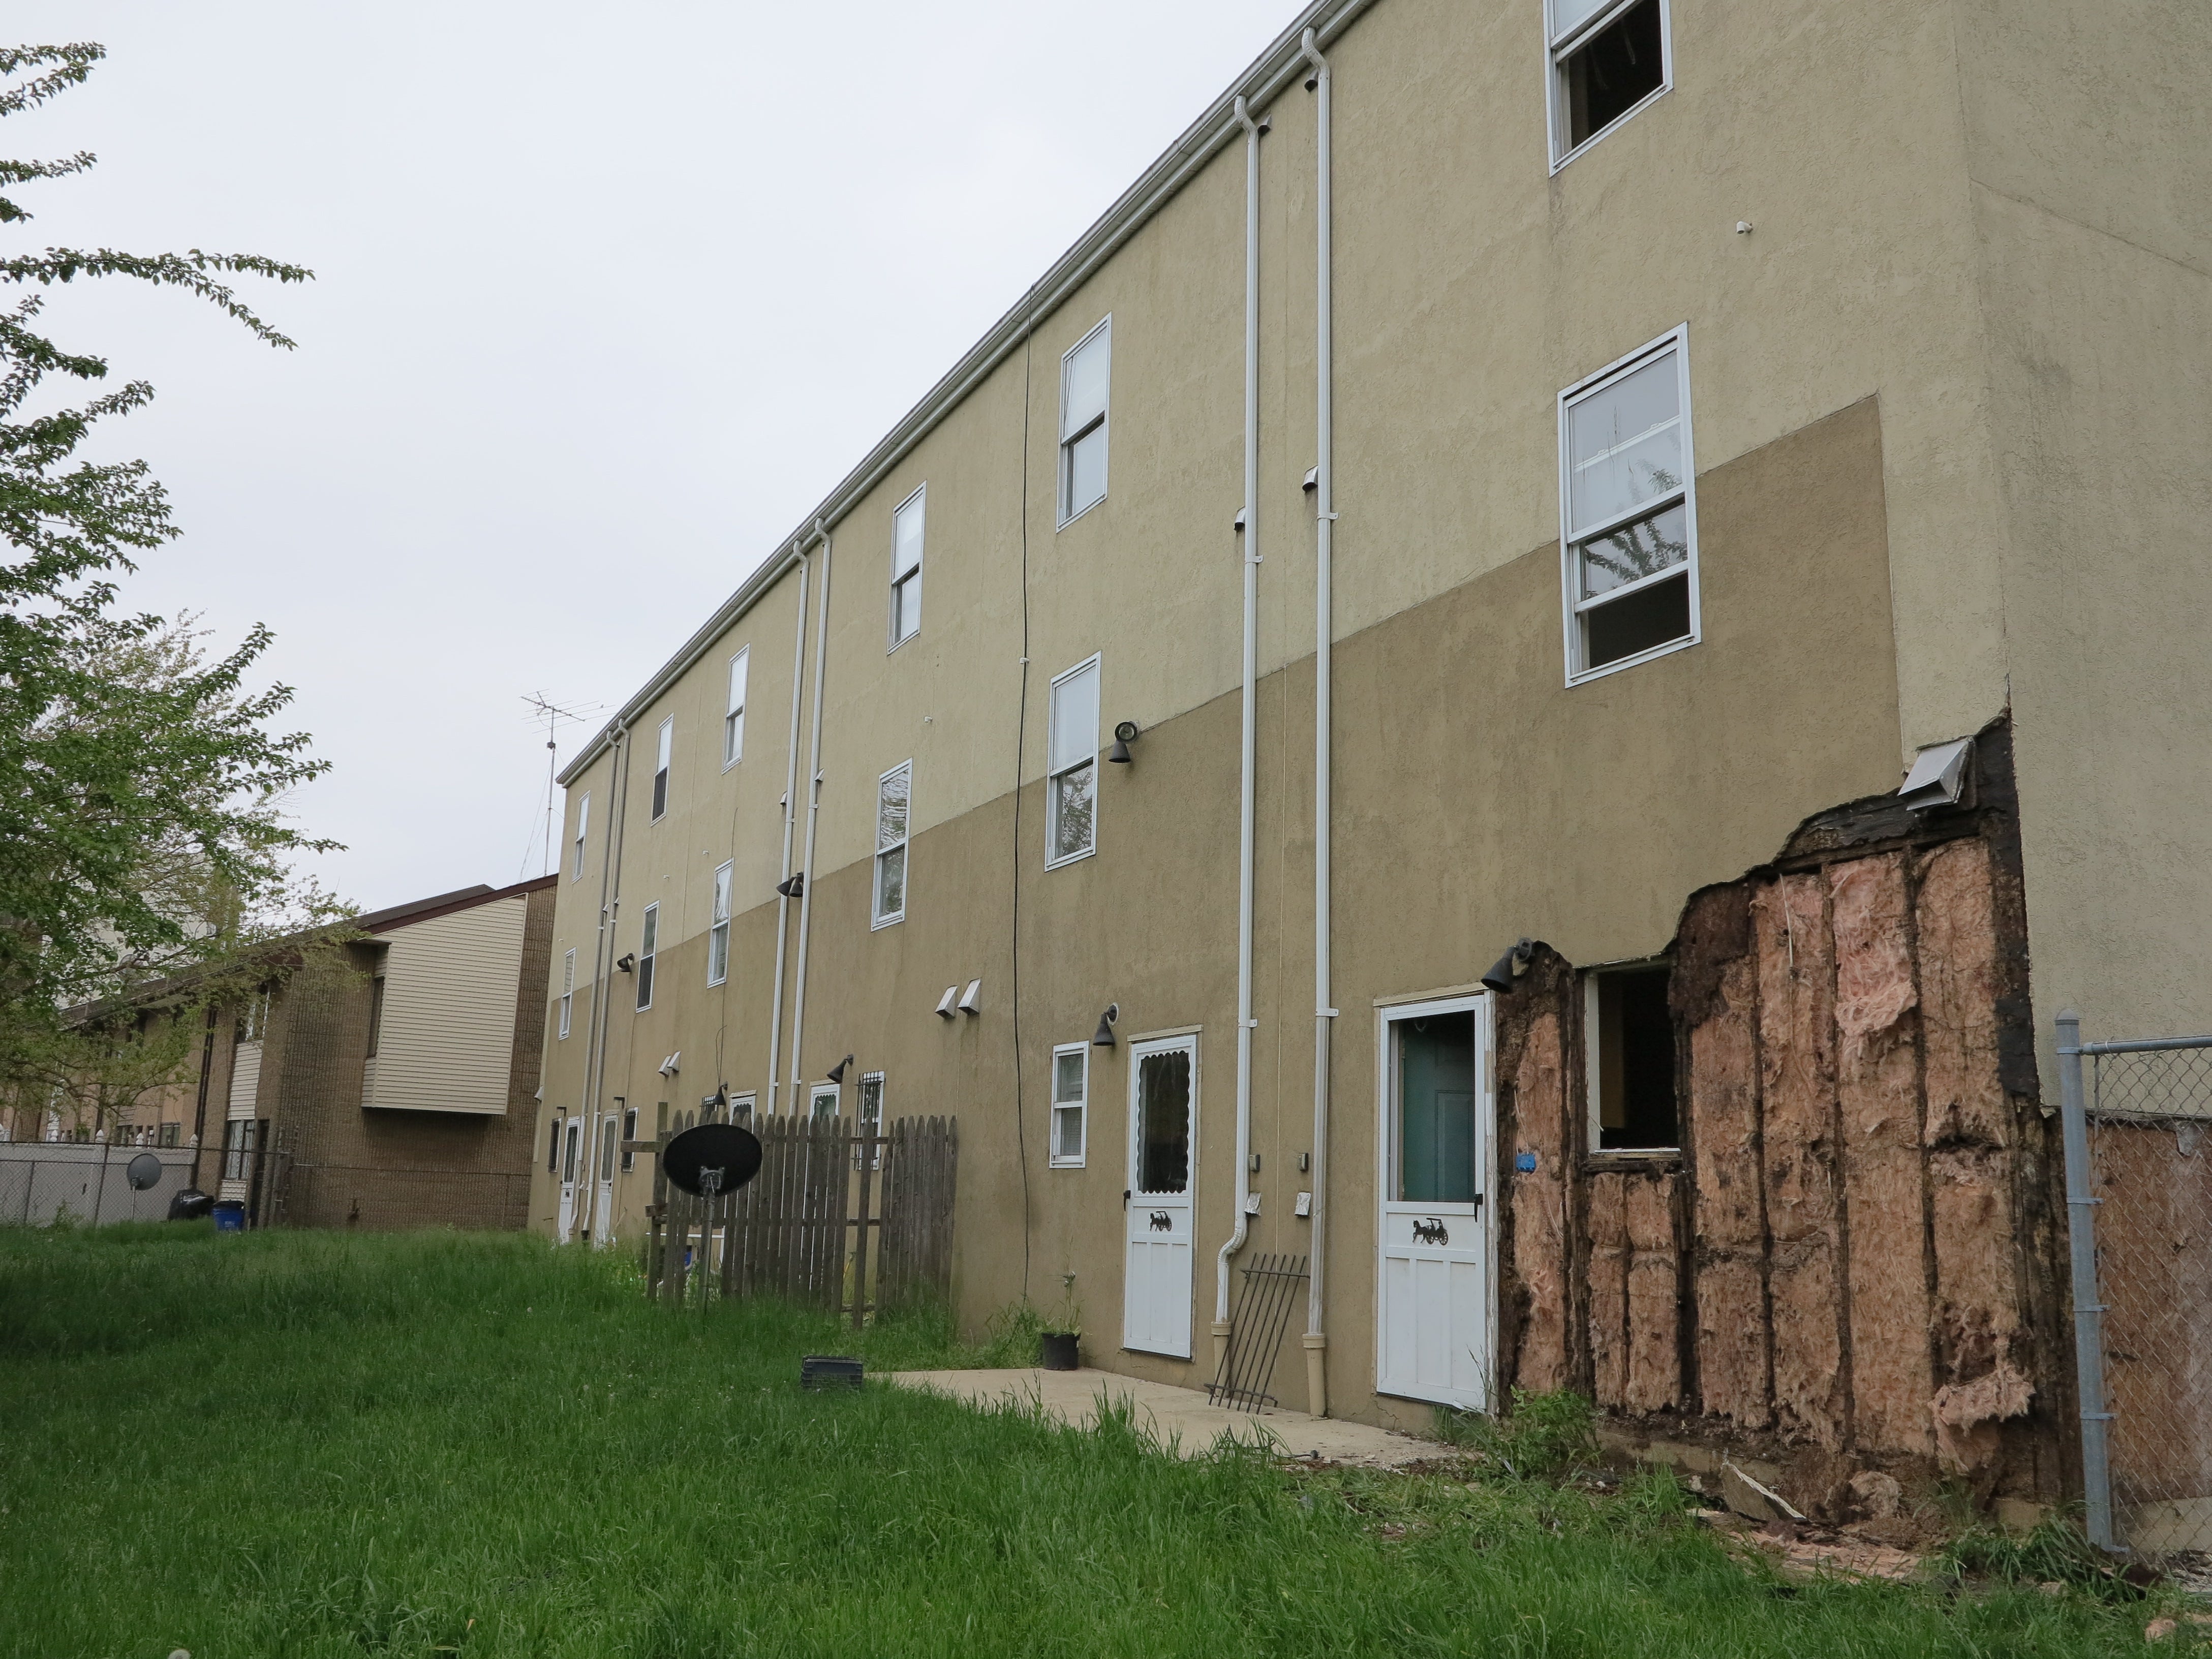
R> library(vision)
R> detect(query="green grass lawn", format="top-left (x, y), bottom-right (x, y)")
top-left (0, 1226), bottom-right (2172, 1658)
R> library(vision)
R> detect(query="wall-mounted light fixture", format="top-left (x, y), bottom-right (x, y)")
top-left (775, 873), bottom-right (805, 900)
top-left (825, 1054), bottom-right (853, 1085)
top-left (1092, 1003), bottom-right (1121, 1048)
top-left (615, 953), bottom-right (637, 974)
top-left (1107, 721), bottom-right (1141, 764)
top-left (1480, 938), bottom-right (1534, 995)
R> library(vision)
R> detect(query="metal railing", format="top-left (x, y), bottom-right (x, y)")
top-left (2057, 1013), bottom-right (2212, 1561)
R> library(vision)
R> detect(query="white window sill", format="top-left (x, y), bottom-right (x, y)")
top-left (1549, 83), bottom-right (1671, 176)
top-left (871, 911), bottom-right (905, 932)
top-left (1048, 1157), bottom-right (1087, 1170)
top-left (1564, 628), bottom-right (1697, 689)
top-left (1044, 844), bottom-right (1097, 873)
top-left (1057, 494), bottom-right (1107, 532)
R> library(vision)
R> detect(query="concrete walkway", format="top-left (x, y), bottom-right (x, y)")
top-left (886, 1367), bottom-right (1440, 1467)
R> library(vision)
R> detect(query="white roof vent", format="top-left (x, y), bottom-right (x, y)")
top-left (1897, 738), bottom-right (1973, 812)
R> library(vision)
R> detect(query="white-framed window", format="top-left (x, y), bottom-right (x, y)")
top-left (1058, 318), bottom-right (1111, 525)
top-left (707, 863), bottom-right (732, 986)
top-left (1583, 964), bottom-right (1678, 1150)
top-left (621, 1103), bottom-right (638, 1173)
top-left (874, 761), bottom-right (911, 927)
top-left (889, 486), bottom-right (924, 648)
top-left (547, 1112), bottom-right (561, 1172)
top-left (857, 1071), bottom-right (885, 1169)
top-left (723, 647), bottom-right (749, 769)
top-left (809, 1081), bottom-right (840, 1121)
top-left (571, 792), bottom-right (590, 880)
top-left (1046, 656), bottom-right (1099, 867)
top-left (635, 903), bottom-right (658, 1011)
top-left (1547, 0), bottom-right (1670, 170)
top-left (1050, 1042), bottom-right (1088, 1167)
top-left (1558, 328), bottom-right (1699, 683)
top-left (651, 717), bottom-right (673, 821)
top-left (558, 948), bottom-right (575, 1039)
top-left (729, 1090), bottom-right (756, 1125)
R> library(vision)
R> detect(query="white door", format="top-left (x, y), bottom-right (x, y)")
top-left (591, 1113), bottom-right (619, 1246)
top-left (556, 1117), bottom-right (580, 1243)
top-left (1376, 998), bottom-right (1493, 1409)
top-left (1124, 1035), bottom-right (1198, 1359)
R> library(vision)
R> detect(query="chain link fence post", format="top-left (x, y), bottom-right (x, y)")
top-left (2057, 1009), bottom-right (2117, 1552)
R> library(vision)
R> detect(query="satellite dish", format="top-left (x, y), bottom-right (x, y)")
top-left (663, 1122), bottom-right (762, 1199)
top-left (126, 1152), bottom-right (165, 1191)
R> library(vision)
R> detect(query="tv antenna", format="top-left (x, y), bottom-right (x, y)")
top-left (521, 693), bottom-right (599, 878)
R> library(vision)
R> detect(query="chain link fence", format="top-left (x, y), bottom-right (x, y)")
top-left (0, 1143), bottom-right (198, 1226)
top-left (2059, 1017), bottom-right (2212, 1572)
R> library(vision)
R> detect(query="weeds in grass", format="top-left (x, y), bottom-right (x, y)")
top-left (1936, 1511), bottom-right (2131, 1597)
top-left (1437, 1386), bottom-right (1601, 1481)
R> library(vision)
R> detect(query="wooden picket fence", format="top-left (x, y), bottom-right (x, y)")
top-left (645, 1111), bottom-right (956, 1326)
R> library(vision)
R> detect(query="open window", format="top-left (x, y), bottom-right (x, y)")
top-left (723, 647), bottom-right (749, 767)
top-left (635, 903), bottom-right (658, 1011)
top-left (1584, 964), bottom-right (1678, 1151)
top-left (1548, 0), bottom-right (1669, 168)
top-left (651, 718), bottom-right (673, 821)
top-left (1559, 329), bottom-right (1699, 682)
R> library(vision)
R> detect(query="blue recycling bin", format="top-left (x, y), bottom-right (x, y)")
top-left (212, 1199), bottom-right (246, 1233)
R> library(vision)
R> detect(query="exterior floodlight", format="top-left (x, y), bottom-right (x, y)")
top-left (1108, 721), bottom-right (1141, 764)
top-left (825, 1054), bottom-right (853, 1085)
top-left (775, 872), bottom-right (805, 900)
top-left (1092, 1003), bottom-right (1121, 1048)
top-left (615, 953), bottom-right (636, 974)
top-left (1481, 938), bottom-right (1534, 995)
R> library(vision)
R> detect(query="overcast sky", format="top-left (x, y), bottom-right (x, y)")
top-left (10, 0), bottom-right (1296, 913)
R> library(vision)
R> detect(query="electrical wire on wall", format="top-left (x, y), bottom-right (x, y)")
top-left (1008, 294), bottom-right (1039, 1301)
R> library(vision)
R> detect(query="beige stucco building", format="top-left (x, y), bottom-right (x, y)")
top-left (530, 0), bottom-right (2210, 1517)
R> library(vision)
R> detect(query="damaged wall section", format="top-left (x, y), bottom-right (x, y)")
top-left (1493, 720), bottom-right (2070, 1516)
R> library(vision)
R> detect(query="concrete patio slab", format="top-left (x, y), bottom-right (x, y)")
top-left (885, 1367), bottom-right (1441, 1467)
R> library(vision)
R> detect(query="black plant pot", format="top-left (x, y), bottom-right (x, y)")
top-left (1039, 1332), bottom-right (1080, 1371)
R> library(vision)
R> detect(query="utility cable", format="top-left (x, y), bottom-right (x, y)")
top-left (1009, 293), bottom-right (1039, 1301)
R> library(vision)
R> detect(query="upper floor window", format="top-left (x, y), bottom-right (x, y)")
top-left (1046, 656), bottom-right (1099, 867)
top-left (651, 718), bottom-right (673, 820)
top-left (1559, 329), bottom-right (1699, 682)
top-left (890, 487), bottom-right (924, 648)
top-left (1059, 320), bottom-right (1110, 525)
top-left (572, 792), bottom-right (589, 880)
top-left (558, 948), bottom-right (575, 1038)
top-left (1548, 0), bottom-right (1669, 169)
top-left (1584, 964), bottom-right (1678, 1150)
top-left (708, 863), bottom-right (732, 985)
top-left (874, 762), bottom-right (911, 928)
top-left (635, 903), bottom-right (658, 1011)
top-left (366, 977), bottom-right (386, 1058)
top-left (724, 648), bottom-right (749, 768)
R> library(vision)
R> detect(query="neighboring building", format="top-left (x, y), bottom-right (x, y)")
top-left (530, 0), bottom-right (2210, 1523)
top-left (6, 878), bottom-right (557, 1230)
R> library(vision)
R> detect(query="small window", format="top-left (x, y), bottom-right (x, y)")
top-left (572, 792), bottom-right (590, 880)
top-left (809, 1082), bottom-right (840, 1121)
top-left (563, 1118), bottom-right (580, 1183)
top-left (1059, 319), bottom-right (1111, 524)
top-left (1046, 657), bottom-right (1099, 867)
top-left (1585, 965), bottom-right (1678, 1150)
top-left (621, 1104), bottom-right (638, 1173)
top-left (1560, 331), bottom-right (1699, 681)
top-left (890, 487), bottom-right (924, 648)
top-left (652, 718), bottom-right (673, 821)
top-left (729, 1091), bottom-right (756, 1125)
top-left (708, 863), bottom-right (732, 985)
top-left (1050, 1043), bottom-right (1088, 1168)
top-left (366, 977), bottom-right (386, 1058)
top-left (1548, 0), bottom-right (1669, 167)
top-left (237, 991), bottom-right (270, 1044)
top-left (635, 904), bottom-right (658, 1011)
top-left (874, 762), bottom-right (911, 927)
top-left (857, 1071), bottom-right (885, 1169)
top-left (558, 948), bottom-right (575, 1039)
top-left (724, 647), bottom-right (749, 768)
top-left (547, 1113), bottom-right (562, 1172)
top-left (158, 1122), bottom-right (180, 1148)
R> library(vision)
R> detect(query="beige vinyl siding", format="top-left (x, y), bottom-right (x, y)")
top-left (225, 1041), bottom-right (262, 1123)
top-left (363, 895), bottom-right (528, 1115)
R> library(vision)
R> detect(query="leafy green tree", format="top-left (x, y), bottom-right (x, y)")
top-left (0, 42), bottom-right (337, 1065)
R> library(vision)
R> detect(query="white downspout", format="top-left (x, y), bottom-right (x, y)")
top-left (1300, 24), bottom-right (1335, 1419)
top-left (764, 541), bottom-right (810, 1115)
top-left (787, 517), bottom-right (835, 1110)
top-left (1215, 94), bottom-right (1266, 1378)
top-left (580, 723), bottom-right (629, 1240)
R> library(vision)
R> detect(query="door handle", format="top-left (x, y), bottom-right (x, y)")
top-left (1123, 1188), bottom-right (1131, 1210)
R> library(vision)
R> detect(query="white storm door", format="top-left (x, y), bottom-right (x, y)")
top-left (1376, 998), bottom-right (1492, 1409)
top-left (557, 1117), bottom-right (580, 1244)
top-left (1123, 1035), bottom-right (1198, 1359)
top-left (592, 1113), bottom-right (618, 1246)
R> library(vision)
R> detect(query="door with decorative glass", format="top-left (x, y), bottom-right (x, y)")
top-left (1375, 999), bottom-right (1492, 1408)
top-left (1123, 1035), bottom-right (1198, 1358)
top-left (557, 1117), bottom-right (580, 1244)
top-left (591, 1112), bottom-right (619, 1245)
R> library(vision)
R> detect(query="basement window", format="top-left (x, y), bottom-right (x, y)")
top-left (1548, 0), bottom-right (1670, 168)
top-left (1584, 965), bottom-right (1678, 1151)
top-left (1559, 329), bottom-right (1699, 682)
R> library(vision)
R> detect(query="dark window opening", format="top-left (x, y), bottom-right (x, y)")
top-left (547, 1116), bottom-right (561, 1173)
top-left (1564, 0), bottom-right (1665, 152)
top-left (159, 1122), bottom-right (181, 1148)
top-left (1584, 569), bottom-right (1690, 669)
top-left (621, 1104), bottom-right (638, 1173)
top-left (1593, 967), bottom-right (1678, 1150)
top-left (365, 977), bottom-right (386, 1058)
